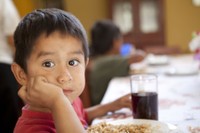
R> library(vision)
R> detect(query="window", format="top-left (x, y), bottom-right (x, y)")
top-left (110, 0), bottom-right (165, 49)
top-left (113, 0), bottom-right (133, 34)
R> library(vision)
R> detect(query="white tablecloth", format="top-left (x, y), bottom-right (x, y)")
top-left (93, 54), bottom-right (200, 133)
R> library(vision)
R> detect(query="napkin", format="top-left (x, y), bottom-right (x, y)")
top-left (189, 35), bottom-right (200, 52)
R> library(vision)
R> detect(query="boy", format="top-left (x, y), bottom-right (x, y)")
top-left (89, 20), bottom-right (145, 105)
top-left (11, 8), bottom-right (131, 133)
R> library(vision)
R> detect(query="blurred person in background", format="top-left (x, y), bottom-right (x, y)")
top-left (89, 20), bottom-right (145, 105)
top-left (0, 0), bottom-right (24, 132)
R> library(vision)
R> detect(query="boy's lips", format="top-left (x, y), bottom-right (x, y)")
top-left (63, 89), bottom-right (73, 94)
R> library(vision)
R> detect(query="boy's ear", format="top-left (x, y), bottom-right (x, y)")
top-left (85, 58), bottom-right (89, 66)
top-left (11, 63), bottom-right (27, 86)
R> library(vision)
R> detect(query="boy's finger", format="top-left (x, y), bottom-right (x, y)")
top-left (18, 86), bottom-right (27, 103)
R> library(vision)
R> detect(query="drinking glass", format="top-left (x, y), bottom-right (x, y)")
top-left (130, 74), bottom-right (158, 120)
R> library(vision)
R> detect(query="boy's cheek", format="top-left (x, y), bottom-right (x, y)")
top-left (26, 68), bottom-right (46, 79)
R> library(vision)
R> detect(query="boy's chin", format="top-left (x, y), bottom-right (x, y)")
top-left (63, 94), bottom-right (76, 104)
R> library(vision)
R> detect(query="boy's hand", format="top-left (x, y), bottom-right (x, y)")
top-left (18, 76), bottom-right (66, 110)
top-left (110, 93), bottom-right (132, 111)
top-left (128, 50), bottom-right (146, 64)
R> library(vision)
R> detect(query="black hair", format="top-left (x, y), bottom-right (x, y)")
top-left (90, 20), bottom-right (121, 57)
top-left (14, 8), bottom-right (89, 72)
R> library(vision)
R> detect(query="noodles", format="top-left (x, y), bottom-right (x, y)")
top-left (189, 126), bottom-right (200, 133)
top-left (87, 122), bottom-right (151, 133)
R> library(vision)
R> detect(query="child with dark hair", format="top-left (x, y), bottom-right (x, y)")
top-left (11, 8), bottom-right (131, 133)
top-left (89, 20), bottom-right (145, 105)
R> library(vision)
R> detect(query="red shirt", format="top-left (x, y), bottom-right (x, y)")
top-left (14, 97), bottom-right (88, 133)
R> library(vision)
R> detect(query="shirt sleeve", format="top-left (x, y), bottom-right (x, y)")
top-left (72, 97), bottom-right (89, 128)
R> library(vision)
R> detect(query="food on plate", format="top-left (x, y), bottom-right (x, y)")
top-left (189, 126), bottom-right (200, 133)
top-left (87, 122), bottom-right (151, 133)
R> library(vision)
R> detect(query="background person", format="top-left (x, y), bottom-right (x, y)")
top-left (0, 0), bottom-right (24, 132)
top-left (89, 20), bottom-right (145, 105)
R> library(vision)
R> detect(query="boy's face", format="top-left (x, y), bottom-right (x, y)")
top-left (25, 31), bottom-right (87, 102)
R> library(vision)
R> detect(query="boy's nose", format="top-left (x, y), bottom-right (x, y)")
top-left (57, 70), bottom-right (72, 84)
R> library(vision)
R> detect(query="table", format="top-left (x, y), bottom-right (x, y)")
top-left (93, 54), bottom-right (200, 133)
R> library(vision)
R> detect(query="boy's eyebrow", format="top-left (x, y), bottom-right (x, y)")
top-left (71, 50), bottom-right (84, 55)
top-left (37, 50), bottom-right (84, 58)
top-left (37, 51), bottom-right (55, 58)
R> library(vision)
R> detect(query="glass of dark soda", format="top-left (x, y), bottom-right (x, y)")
top-left (130, 74), bottom-right (158, 120)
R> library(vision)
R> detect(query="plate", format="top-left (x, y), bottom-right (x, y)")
top-left (107, 117), bottom-right (182, 133)
top-left (146, 54), bottom-right (169, 66)
top-left (165, 67), bottom-right (199, 76)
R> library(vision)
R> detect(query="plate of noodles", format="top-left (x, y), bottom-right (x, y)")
top-left (87, 117), bottom-right (182, 133)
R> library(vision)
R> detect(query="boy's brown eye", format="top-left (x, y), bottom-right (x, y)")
top-left (42, 61), bottom-right (55, 67)
top-left (69, 60), bottom-right (79, 66)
